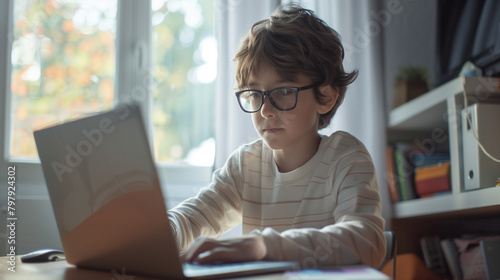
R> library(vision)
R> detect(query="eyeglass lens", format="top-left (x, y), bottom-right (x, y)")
top-left (239, 88), bottom-right (297, 112)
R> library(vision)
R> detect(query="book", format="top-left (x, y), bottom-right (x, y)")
top-left (410, 152), bottom-right (450, 168)
top-left (440, 238), bottom-right (464, 279)
top-left (481, 239), bottom-right (500, 280)
top-left (393, 142), bottom-right (418, 201)
top-left (387, 142), bottom-right (450, 201)
top-left (385, 145), bottom-right (401, 202)
top-left (414, 161), bottom-right (451, 196)
top-left (420, 235), bottom-right (450, 277)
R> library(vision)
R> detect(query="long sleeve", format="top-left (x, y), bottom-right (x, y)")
top-left (168, 147), bottom-right (247, 253)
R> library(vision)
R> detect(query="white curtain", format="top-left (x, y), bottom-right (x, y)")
top-left (214, 0), bottom-right (392, 228)
top-left (316, 0), bottom-right (392, 228)
top-left (214, 0), bottom-right (278, 168)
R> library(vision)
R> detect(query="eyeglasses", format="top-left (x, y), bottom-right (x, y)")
top-left (235, 85), bottom-right (317, 113)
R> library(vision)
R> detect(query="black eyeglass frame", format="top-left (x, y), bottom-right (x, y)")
top-left (235, 84), bottom-right (318, 113)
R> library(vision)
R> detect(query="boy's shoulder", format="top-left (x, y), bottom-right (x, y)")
top-left (324, 130), bottom-right (365, 149)
top-left (321, 131), bottom-right (372, 160)
top-left (239, 138), bottom-right (266, 153)
top-left (229, 138), bottom-right (268, 162)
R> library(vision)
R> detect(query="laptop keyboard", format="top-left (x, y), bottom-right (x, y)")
top-left (183, 261), bottom-right (297, 277)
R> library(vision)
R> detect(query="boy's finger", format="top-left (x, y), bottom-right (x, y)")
top-left (183, 238), bottom-right (220, 263)
top-left (195, 247), bottom-right (236, 264)
top-left (182, 238), bottom-right (207, 262)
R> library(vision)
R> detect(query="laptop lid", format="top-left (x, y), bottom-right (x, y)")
top-left (34, 104), bottom-right (298, 279)
top-left (34, 104), bottom-right (184, 278)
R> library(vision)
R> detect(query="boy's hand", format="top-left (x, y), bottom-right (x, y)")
top-left (181, 235), bottom-right (267, 264)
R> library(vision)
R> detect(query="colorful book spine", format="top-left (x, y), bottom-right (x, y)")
top-left (415, 161), bottom-right (451, 197)
top-left (386, 145), bottom-right (401, 202)
top-left (411, 153), bottom-right (450, 168)
top-left (393, 142), bottom-right (417, 201)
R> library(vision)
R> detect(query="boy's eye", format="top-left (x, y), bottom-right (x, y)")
top-left (242, 91), bottom-right (261, 99)
top-left (273, 88), bottom-right (294, 97)
top-left (251, 91), bottom-right (262, 98)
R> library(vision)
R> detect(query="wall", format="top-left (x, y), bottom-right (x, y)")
top-left (383, 0), bottom-right (437, 112)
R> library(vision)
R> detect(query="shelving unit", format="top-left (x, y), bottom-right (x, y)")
top-left (387, 76), bottom-right (500, 254)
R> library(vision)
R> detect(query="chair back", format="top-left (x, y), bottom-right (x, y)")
top-left (379, 231), bottom-right (397, 280)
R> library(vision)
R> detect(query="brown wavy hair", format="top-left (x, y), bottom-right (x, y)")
top-left (234, 4), bottom-right (358, 129)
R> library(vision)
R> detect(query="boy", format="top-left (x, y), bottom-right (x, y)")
top-left (168, 5), bottom-right (386, 268)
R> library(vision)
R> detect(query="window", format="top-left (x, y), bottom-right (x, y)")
top-left (3, 0), bottom-right (216, 166)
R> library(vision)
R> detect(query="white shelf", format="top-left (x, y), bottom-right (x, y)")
top-left (389, 78), bottom-right (460, 131)
top-left (394, 187), bottom-right (500, 218)
top-left (389, 76), bottom-right (500, 219)
top-left (389, 76), bottom-right (500, 131)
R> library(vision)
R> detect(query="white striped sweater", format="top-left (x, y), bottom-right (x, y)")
top-left (168, 131), bottom-right (386, 268)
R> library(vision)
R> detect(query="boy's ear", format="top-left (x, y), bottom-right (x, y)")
top-left (317, 85), bottom-right (339, 115)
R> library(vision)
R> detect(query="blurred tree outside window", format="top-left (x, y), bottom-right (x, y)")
top-left (10, 0), bottom-right (117, 159)
top-left (8, 0), bottom-right (216, 166)
top-left (151, 0), bottom-right (216, 165)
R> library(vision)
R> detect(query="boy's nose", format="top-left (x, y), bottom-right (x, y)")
top-left (260, 96), bottom-right (276, 119)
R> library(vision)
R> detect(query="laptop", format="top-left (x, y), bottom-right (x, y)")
top-left (34, 103), bottom-right (299, 279)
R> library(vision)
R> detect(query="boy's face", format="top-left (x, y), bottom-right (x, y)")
top-left (246, 63), bottom-right (325, 153)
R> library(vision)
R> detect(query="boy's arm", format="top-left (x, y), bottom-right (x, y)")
top-left (168, 150), bottom-right (245, 253)
top-left (254, 153), bottom-right (386, 268)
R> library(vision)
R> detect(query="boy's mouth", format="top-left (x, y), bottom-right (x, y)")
top-left (262, 128), bottom-right (283, 133)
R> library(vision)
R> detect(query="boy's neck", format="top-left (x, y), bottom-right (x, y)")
top-left (273, 134), bottom-right (322, 173)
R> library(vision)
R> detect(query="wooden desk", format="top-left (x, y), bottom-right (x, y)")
top-left (0, 256), bottom-right (285, 280)
top-left (1, 256), bottom-right (157, 280)
top-left (0, 256), bottom-right (389, 280)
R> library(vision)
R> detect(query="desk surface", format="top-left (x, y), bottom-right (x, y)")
top-left (0, 256), bottom-right (389, 280)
